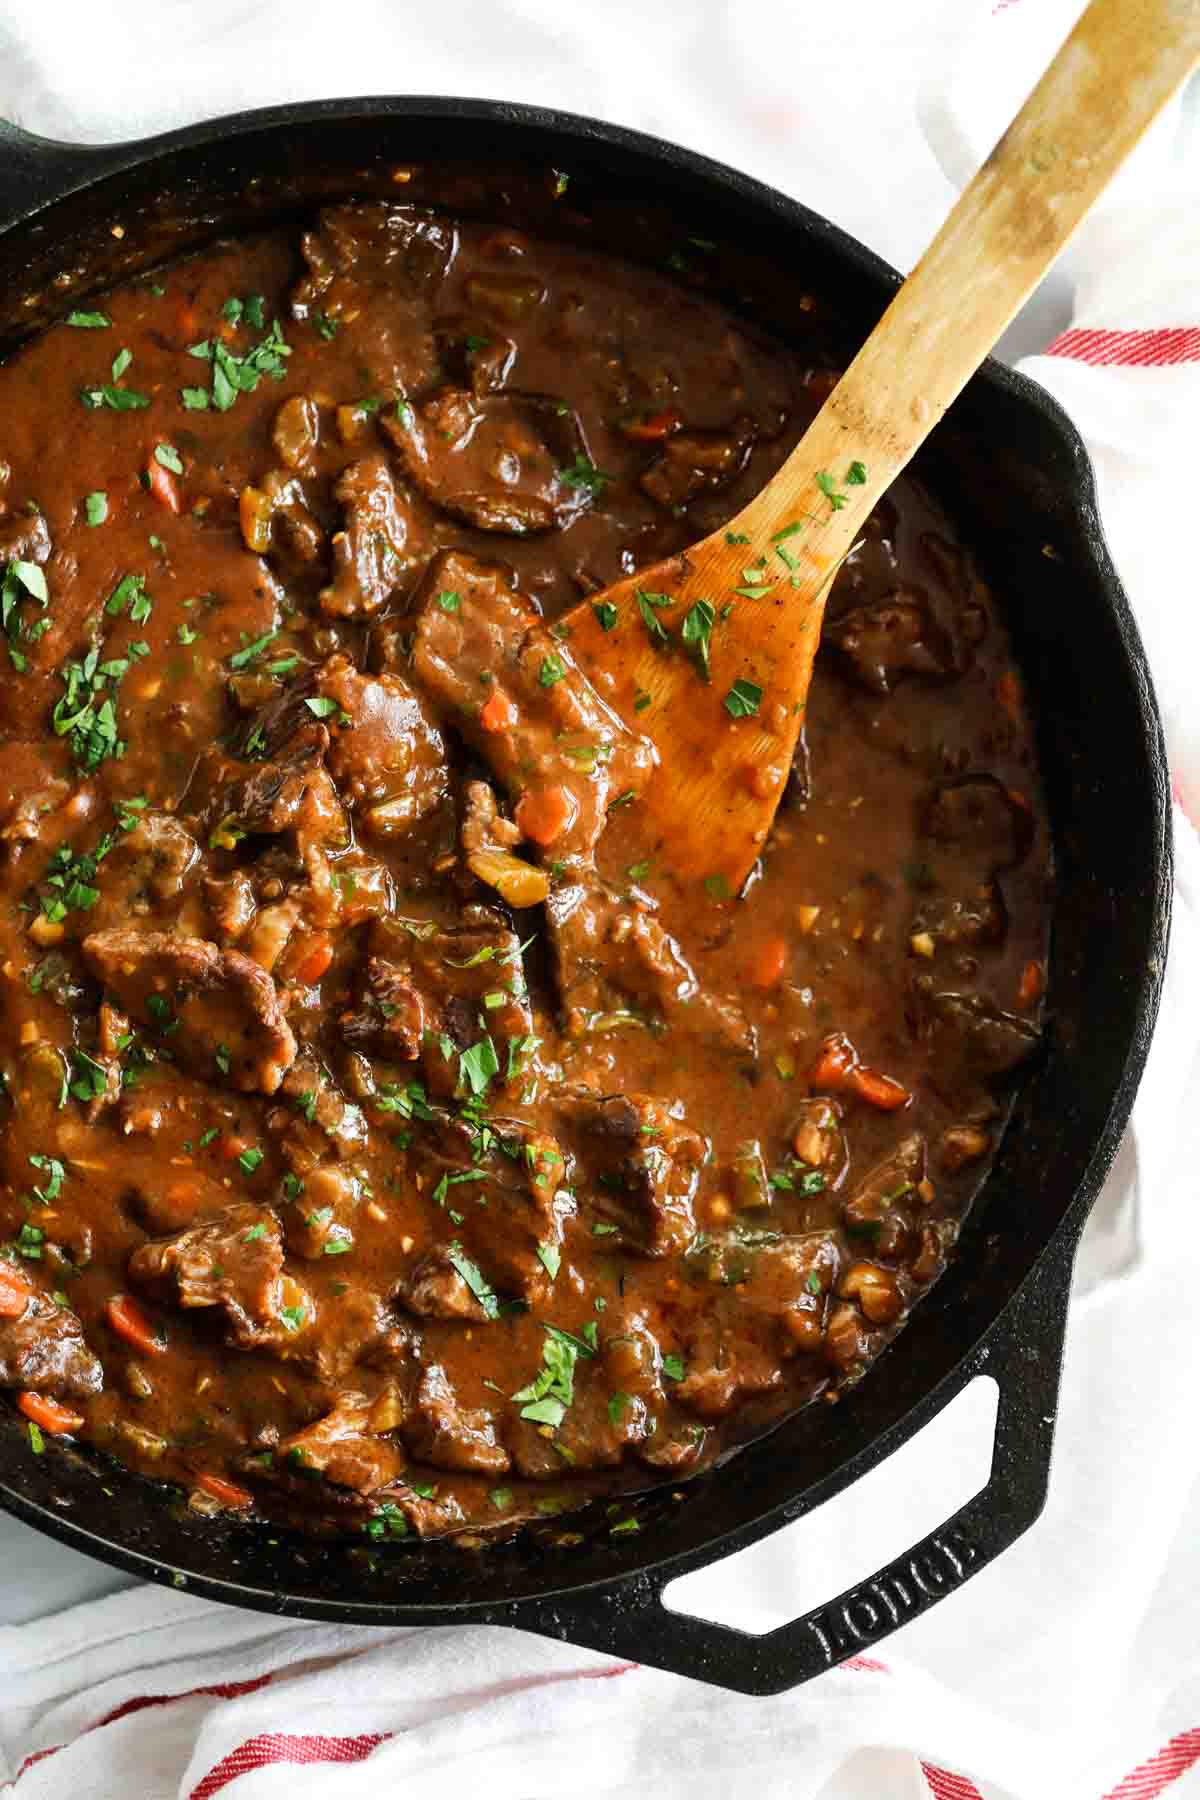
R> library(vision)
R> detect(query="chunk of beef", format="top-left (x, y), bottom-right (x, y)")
top-left (824, 587), bottom-right (958, 694)
top-left (203, 871), bottom-right (257, 943)
top-left (406, 1111), bottom-right (571, 1307)
top-left (268, 1056), bottom-right (368, 1173)
top-left (508, 1313), bottom-right (663, 1476)
top-left (271, 395), bottom-right (320, 474)
top-left (0, 507), bottom-right (51, 567)
top-left (283, 1163), bottom-right (360, 1259)
top-left (319, 454), bottom-right (428, 618)
top-left (239, 470), bottom-right (323, 565)
top-left (433, 313), bottom-right (518, 395)
top-left (921, 775), bottom-right (1034, 872)
top-left (0, 742), bottom-right (70, 860)
top-left (638, 417), bottom-right (754, 511)
top-left (0, 1286), bottom-right (102, 1399)
top-left (409, 550), bottom-right (655, 859)
top-left (375, 907), bottom-right (535, 1098)
top-left (398, 1246), bottom-right (490, 1323)
top-left (547, 873), bottom-right (751, 1049)
top-left (841, 1134), bottom-right (927, 1261)
top-left (82, 929), bottom-right (297, 1095)
top-left (366, 1481), bottom-right (466, 1537)
top-left (194, 723), bottom-right (345, 847)
top-left (293, 203), bottom-right (458, 317)
top-left (90, 811), bottom-right (199, 925)
top-left (83, 999), bottom-right (130, 1122)
top-left (339, 954), bottom-right (425, 1062)
top-left (555, 1085), bottom-right (703, 1257)
top-left (247, 1390), bottom-right (406, 1494)
top-left (312, 652), bottom-right (448, 835)
top-left (302, 1289), bottom-right (417, 1386)
top-left (676, 1231), bottom-right (841, 1416)
top-left (909, 978), bottom-right (1041, 1089)
top-left (127, 1202), bottom-right (285, 1348)
top-left (912, 879), bottom-right (1008, 950)
top-left (383, 388), bottom-right (595, 535)
top-left (402, 1362), bottom-right (510, 1475)
top-left (460, 779), bottom-right (521, 859)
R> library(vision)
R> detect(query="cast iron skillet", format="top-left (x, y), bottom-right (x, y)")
top-left (0, 99), bottom-right (1172, 1694)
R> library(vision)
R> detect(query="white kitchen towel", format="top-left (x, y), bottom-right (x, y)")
top-left (1, 2), bottom-right (1199, 1798)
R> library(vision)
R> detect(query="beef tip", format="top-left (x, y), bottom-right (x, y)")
top-left (365, 1482), bottom-right (466, 1538)
top-left (921, 775), bottom-right (1034, 872)
top-left (841, 1134), bottom-right (927, 1261)
top-left (82, 929), bottom-right (297, 1095)
top-left (547, 873), bottom-right (751, 1050)
top-left (383, 388), bottom-right (596, 535)
top-left (283, 1163), bottom-right (360, 1259)
top-left (268, 1056), bottom-right (368, 1173)
top-left (319, 453), bottom-right (428, 618)
top-left (638, 417), bottom-right (755, 511)
top-left (127, 1201), bottom-right (286, 1348)
top-left (311, 652), bottom-right (448, 836)
top-left (455, 778), bottom-right (524, 903)
top-left (368, 907), bottom-right (535, 1098)
top-left (409, 549), bottom-right (654, 859)
top-left (408, 1111), bottom-right (570, 1306)
top-left (246, 1389), bottom-right (406, 1494)
top-left (824, 587), bottom-right (958, 694)
top-left (194, 723), bottom-right (346, 848)
top-left (239, 470), bottom-right (323, 565)
top-left (911, 878), bottom-right (1008, 950)
top-left (293, 202), bottom-right (457, 316)
top-left (0, 1284), bottom-right (102, 1399)
top-left (304, 1289), bottom-right (417, 1386)
top-left (92, 810), bottom-right (199, 920)
top-left (398, 1246), bottom-right (491, 1323)
top-left (271, 394), bottom-right (320, 473)
top-left (909, 978), bottom-right (1041, 1087)
top-left (0, 742), bottom-right (70, 861)
top-left (555, 1085), bottom-right (702, 1257)
top-left (0, 507), bottom-right (51, 567)
top-left (403, 1362), bottom-right (511, 1475)
top-left (339, 955), bottom-right (425, 1062)
top-left (676, 1232), bottom-right (840, 1416)
top-left (433, 313), bottom-right (518, 395)
top-left (460, 779), bottom-right (521, 858)
top-left (204, 871), bottom-right (257, 943)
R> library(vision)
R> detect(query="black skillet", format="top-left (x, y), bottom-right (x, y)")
top-left (0, 99), bottom-right (1172, 1694)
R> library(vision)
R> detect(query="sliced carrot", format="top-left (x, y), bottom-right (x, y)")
top-left (749, 934), bottom-right (789, 989)
top-left (221, 1135), bottom-right (249, 1162)
top-left (849, 1067), bottom-right (912, 1111)
top-left (0, 1264), bottom-right (32, 1318)
top-left (146, 458), bottom-right (181, 513)
top-left (17, 1391), bottom-right (84, 1434)
top-left (292, 935), bottom-right (334, 986)
top-left (621, 409), bottom-right (681, 441)
top-left (810, 1031), bottom-right (912, 1111)
top-left (515, 783), bottom-right (576, 848)
top-left (1017, 959), bottom-right (1045, 1008)
top-left (105, 1292), bottom-right (166, 1357)
top-left (196, 1471), bottom-right (255, 1509)
top-left (479, 688), bottom-right (518, 733)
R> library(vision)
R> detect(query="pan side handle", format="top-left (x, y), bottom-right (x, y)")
top-left (512, 1227), bottom-right (1077, 1695)
top-left (0, 118), bottom-right (132, 230)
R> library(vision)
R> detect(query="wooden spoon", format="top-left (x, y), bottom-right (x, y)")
top-left (559, 0), bottom-right (1200, 898)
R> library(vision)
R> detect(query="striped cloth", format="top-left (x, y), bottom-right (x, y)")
top-left (0, 0), bottom-right (1198, 1796)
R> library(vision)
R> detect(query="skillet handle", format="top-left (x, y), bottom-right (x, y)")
top-left (0, 118), bottom-right (128, 228)
top-left (517, 1236), bottom-right (1076, 1695)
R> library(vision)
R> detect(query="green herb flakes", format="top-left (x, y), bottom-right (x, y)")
top-left (723, 679), bottom-right (762, 719)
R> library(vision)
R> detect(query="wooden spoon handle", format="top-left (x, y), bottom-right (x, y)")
top-left (736, 0), bottom-right (1200, 549)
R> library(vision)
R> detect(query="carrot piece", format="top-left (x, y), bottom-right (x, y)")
top-left (146, 459), bottom-right (181, 513)
top-left (515, 783), bottom-right (576, 848)
top-left (995, 668), bottom-right (1021, 723)
top-left (749, 934), bottom-right (789, 989)
top-left (17, 1391), bottom-right (84, 1434)
top-left (809, 1031), bottom-right (912, 1111)
top-left (292, 935), bottom-right (334, 986)
top-left (849, 1067), bottom-right (912, 1111)
top-left (0, 1265), bottom-right (32, 1319)
top-left (621, 408), bottom-right (681, 441)
top-left (196, 1472), bottom-right (255, 1509)
top-left (479, 689), bottom-right (518, 733)
top-left (1017, 959), bottom-right (1045, 1008)
top-left (105, 1292), bottom-right (166, 1357)
top-left (221, 1135), bottom-right (248, 1162)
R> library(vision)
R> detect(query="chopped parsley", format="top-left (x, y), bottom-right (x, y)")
top-left (154, 443), bottom-right (183, 475)
top-left (815, 469), bottom-right (848, 511)
top-left (608, 1392), bottom-right (631, 1426)
top-left (81, 346), bottom-right (149, 410)
top-left (681, 597), bottom-right (715, 678)
top-left (186, 317), bottom-right (292, 412)
top-left (511, 1321), bottom-right (596, 1428)
top-left (635, 587), bottom-right (671, 648)
top-left (229, 628), bottom-right (279, 670)
top-left (536, 1242), bottom-right (561, 1280)
top-left (2, 558), bottom-right (50, 671)
top-left (29, 1153), bottom-right (65, 1202)
top-left (557, 454), bottom-right (611, 497)
top-left (724, 678), bottom-right (762, 719)
top-left (313, 310), bottom-right (339, 341)
top-left (434, 588), bottom-right (461, 613)
top-left (846, 460), bottom-right (867, 485)
top-left (593, 600), bottom-right (618, 631)
top-left (53, 640), bottom-right (146, 771)
top-left (538, 654), bottom-right (566, 687)
top-left (446, 1243), bottom-right (499, 1320)
top-left (458, 1034), bottom-right (499, 1097)
top-left (661, 1352), bottom-right (686, 1381)
top-left (66, 310), bottom-right (110, 329)
top-left (105, 572), bottom-right (152, 624)
top-left (84, 492), bottom-right (108, 526)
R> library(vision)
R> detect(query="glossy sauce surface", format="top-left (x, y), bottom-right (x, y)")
top-left (0, 206), bottom-right (1048, 1539)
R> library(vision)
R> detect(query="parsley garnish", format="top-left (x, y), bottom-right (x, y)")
top-left (815, 469), bottom-right (848, 511)
top-left (593, 601), bottom-right (618, 631)
top-left (434, 589), bottom-right (461, 613)
top-left (724, 679), bottom-right (762, 719)
top-left (84, 492), bottom-right (108, 526)
top-left (154, 443), bottom-right (183, 475)
top-left (229, 628), bottom-right (278, 670)
top-left (538, 654), bottom-right (566, 687)
top-left (53, 641), bottom-right (143, 771)
top-left (81, 347), bottom-right (148, 411)
top-left (661, 1352), bottom-right (685, 1381)
top-left (845, 460), bottom-right (867, 485)
top-left (635, 587), bottom-right (671, 648)
top-left (186, 317), bottom-right (292, 412)
top-left (681, 598), bottom-right (715, 678)
top-left (537, 1242), bottom-right (561, 1280)
top-left (459, 1034), bottom-right (499, 1097)
top-left (511, 1321), bottom-right (596, 1428)
top-left (557, 454), bottom-right (611, 497)
top-left (66, 310), bottom-right (110, 329)
top-left (446, 1243), bottom-right (499, 1320)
